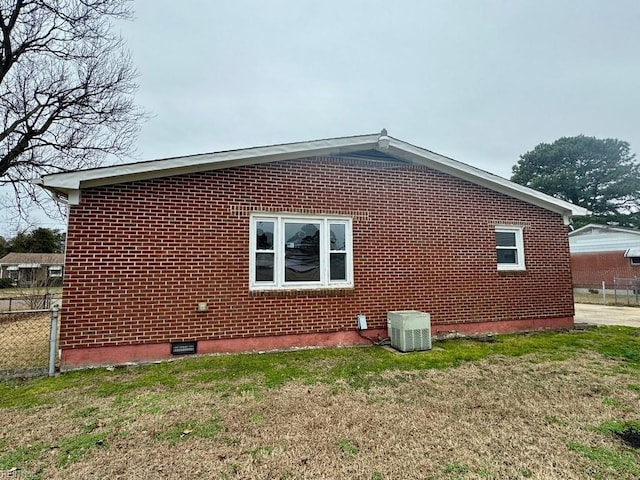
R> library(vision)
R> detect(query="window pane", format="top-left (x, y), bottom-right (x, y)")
top-left (496, 231), bottom-right (516, 247)
top-left (255, 253), bottom-right (274, 281)
top-left (497, 249), bottom-right (517, 264)
top-left (330, 253), bottom-right (346, 280)
top-left (285, 222), bottom-right (320, 282)
top-left (330, 224), bottom-right (346, 251)
top-left (256, 221), bottom-right (274, 250)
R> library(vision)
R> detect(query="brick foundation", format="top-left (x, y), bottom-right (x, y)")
top-left (60, 316), bottom-right (573, 369)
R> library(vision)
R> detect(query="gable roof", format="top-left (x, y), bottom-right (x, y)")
top-left (0, 253), bottom-right (64, 266)
top-left (569, 223), bottom-right (640, 237)
top-left (568, 224), bottom-right (640, 253)
top-left (34, 130), bottom-right (588, 221)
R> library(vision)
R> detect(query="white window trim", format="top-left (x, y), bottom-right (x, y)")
top-left (496, 226), bottom-right (526, 271)
top-left (250, 213), bottom-right (353, 290)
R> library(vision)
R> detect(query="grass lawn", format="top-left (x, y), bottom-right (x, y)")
top-left (1, 327), bottom-right (640, 479)
top-left (0, 287), bottom-right (63, 299)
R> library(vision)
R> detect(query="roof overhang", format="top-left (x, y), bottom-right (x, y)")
top-left (34, 130), bottom-right (588, 220)
top-left (569, 223), bottom-right (640, 237)
top-left (625, 248), bottom-right (640, 257)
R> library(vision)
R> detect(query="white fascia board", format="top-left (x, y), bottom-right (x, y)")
top-left (35, 131), bottom-right (588, 217)
top-left (569, 224), bottom-right (597, 236)
top-left (382, 138), bottom-right (588, 217)
top-left (38, 134), bottom-right (381, 192)
top-left (569, 224), bottom-right (640, 237)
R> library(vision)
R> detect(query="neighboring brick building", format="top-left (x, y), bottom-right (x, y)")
top-left (569, 224), bottom-right (640, 288)
top-left (37, 131), bottom-right (587, 368)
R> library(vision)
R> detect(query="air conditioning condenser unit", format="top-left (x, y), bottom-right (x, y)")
top-left (388, 310), bottom-right (432, 352)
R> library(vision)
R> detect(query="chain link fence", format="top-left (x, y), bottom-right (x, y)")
top-left (613, 277), bottom-right (640, 305)
top-left (0, 293), bottom-right (54, 311)
top-left (0, 307), bottom-right (60, 379)
top-left (574, 278), bottom-right (640, 306)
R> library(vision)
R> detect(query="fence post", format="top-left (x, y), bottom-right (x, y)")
top-left (602, 281), bottom-right (606, 305)
top-left (49, 306), bottom-right (59, 377)
top-left (8, 297), bottom-right (11, 312)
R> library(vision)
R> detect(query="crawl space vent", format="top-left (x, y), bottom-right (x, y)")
top-left (388, 311), bottom-right (432, 352)
top-left (171, 341), bottom-right (197, 355)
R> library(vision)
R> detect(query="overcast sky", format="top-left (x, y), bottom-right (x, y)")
top-left (3, 0), bottom-right (640, 236)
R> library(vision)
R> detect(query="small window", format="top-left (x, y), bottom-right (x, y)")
top-left (48, 266), bottom-right (63, 278)
top-left (255, 220), bottom-right (275, 281)
top-left (624, 248), bottom-right (640, 265)
top-left (250, 214), bottom-right (353, 290)
top-left (7, 268), bottom-right (18, 280)
top-left (495, 226), bottom-right (525, 271)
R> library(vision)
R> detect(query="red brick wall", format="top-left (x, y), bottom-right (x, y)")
top-left (62, 156), bottom-right (574, 353)
top-left (571, 251), bottom-right (639, 288)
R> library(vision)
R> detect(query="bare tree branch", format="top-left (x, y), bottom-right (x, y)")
top-left (0, 0), bottom-right (144, 226)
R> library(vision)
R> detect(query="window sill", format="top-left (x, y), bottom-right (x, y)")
top-left (497, 269), bottom-right (527, 276)
top-left (497, 264), bottom-right (526, 272)
top-left (249, 287), bottom-right (355, 298)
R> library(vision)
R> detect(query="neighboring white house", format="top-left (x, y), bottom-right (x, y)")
top-left (569, 224), bottom-right (640, 288)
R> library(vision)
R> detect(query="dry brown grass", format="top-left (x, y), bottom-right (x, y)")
top-left (3, 353), bottom-right (639, 479)
top-left (0, 313), bottom-right (50, 374)
top-left (574, 292), bottom-right (606, 305)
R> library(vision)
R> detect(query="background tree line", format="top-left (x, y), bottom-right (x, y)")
top-left (511, 135), bottom-right (640, 229)
top-left (0, 227), bottom-right (65, 257)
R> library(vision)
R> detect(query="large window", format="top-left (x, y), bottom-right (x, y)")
top-left (250, 214), bottom-right (353, 290)
top-left (495, 226), bottom-right (525, 271)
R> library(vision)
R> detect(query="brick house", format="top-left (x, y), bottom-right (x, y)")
top-left (37, 131), bottom-right (586, 368)
top-left (569, 224), bottom-right (640, 289)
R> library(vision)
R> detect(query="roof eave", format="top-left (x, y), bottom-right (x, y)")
top-left (35, 131), bottom-right (589, 218)
top-left (38, 134), bottom-right (382, 190)
top-left (384, 139), bottom-right (588, 218)
top-left (569, 223), bottom-right (640, 237)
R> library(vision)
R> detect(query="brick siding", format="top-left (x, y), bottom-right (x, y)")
top-left (62, 156), bottom-right (574, 357)
top-left (571, 251), bottom-right (639, 288)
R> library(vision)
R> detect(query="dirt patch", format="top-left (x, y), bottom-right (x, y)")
top-left (3, 353), bottom-right (640, 479)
